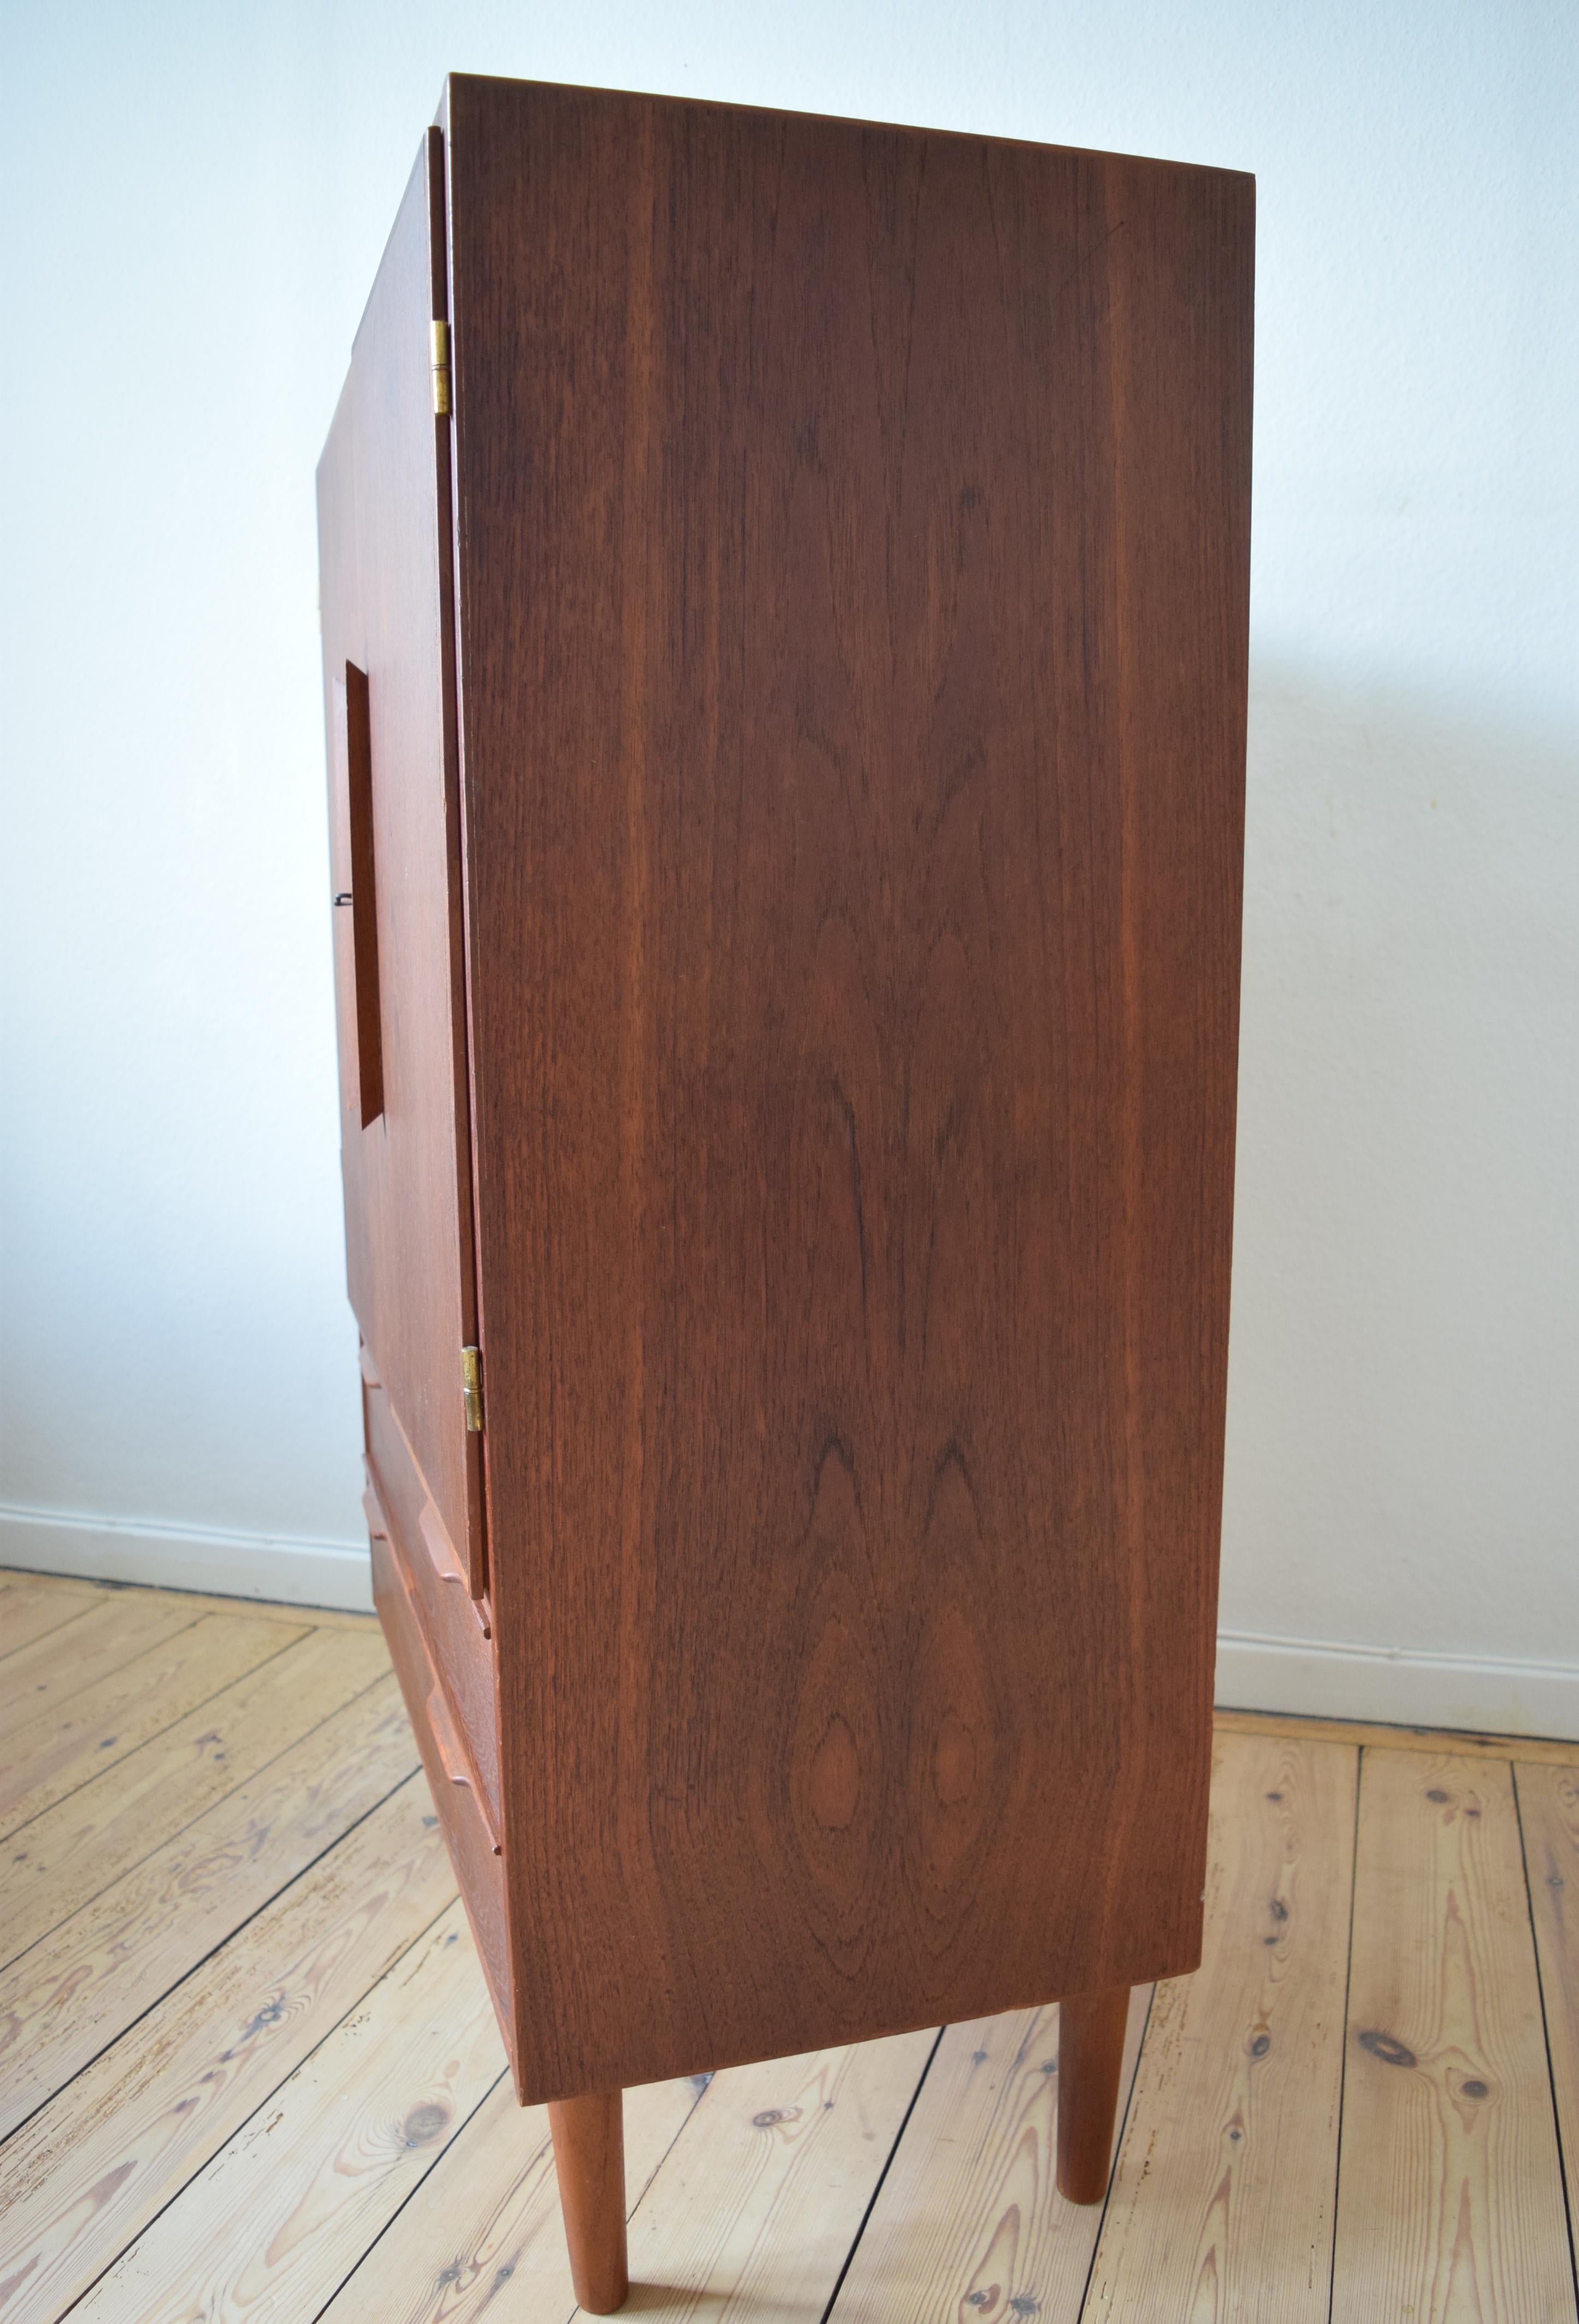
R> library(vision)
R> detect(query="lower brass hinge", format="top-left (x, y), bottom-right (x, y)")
top-left (430, 319), bottom-right (451, 416)
top-left (461, 1344), bottom-right (483, 1433)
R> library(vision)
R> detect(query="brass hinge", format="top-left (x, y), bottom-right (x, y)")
top-left (460, 1344), bottom-right (483, 1433)
top-left (430, 319), bottom-right (451, 417)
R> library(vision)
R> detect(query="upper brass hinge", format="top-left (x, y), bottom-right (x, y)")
top-left (430, 319), bottom-right (451, 417)
top-left (460, 1344), bottom-right (483, 1433)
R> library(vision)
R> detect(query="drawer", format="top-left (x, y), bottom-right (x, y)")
top-left (371, 1525), bottom-right (516, 2075)
top-left (362, 1373), bottom-right (501, 1841)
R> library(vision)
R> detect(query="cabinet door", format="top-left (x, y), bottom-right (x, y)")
top-left (317, 128), bottom-right (484, 1598)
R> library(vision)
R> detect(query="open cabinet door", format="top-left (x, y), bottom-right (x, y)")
top-left (317, 127), bottom-right (486, 1602)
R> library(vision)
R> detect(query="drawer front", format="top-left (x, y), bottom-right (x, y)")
top-left (371, 1526), bottom-right (515, 2075)
top-left (363, 1373), bottom-right (501, 1839)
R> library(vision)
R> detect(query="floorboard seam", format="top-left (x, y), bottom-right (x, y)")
top-left (0, 1622), bottom-right (311, 1849)
top-left (0, 1764), bottom-right (427, 2155)
top-left (620, 2069), bottom-right (716, 2220)
top-left (26, 1853), bottom-right (463, 2324)
top-left (1324, 1743), bottom-right (1367, 2324)
top-left (1511, 1765), bottom-right (1579, 2308)
top-left (0, 1660), bottom-right (403, 1979)
top-left (0, 1609), bottom-right (188, 1715)
top-left (305, 2066), bottom-right (512, 2324)
top-left (815, 2023), bottom-right (947, 2324)
top-left (0, 1602), bottom-right (97, 1669)
top-left (1072, 1980), bottom-right (1157, 2322)
top-left (0, 1611), bottom-right (207, 1722)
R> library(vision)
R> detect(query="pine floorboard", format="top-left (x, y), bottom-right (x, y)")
top-left (1085, 1731), bottom-right (1357, 2322)
top-left (827, 1992), bottom-right (1151, 2321)
top-left (1332, 1752), bottom-right (1575, 2322)
top-left (0, 1580), bottom-right (102, 1664)
top-left (0, 1628), bottom-right (395, 1972)
top-left (0, 1565), bottom-right (1574, 2323)
top-left (1516, 1760), bottom-right (1579, 2238)
top-left (0, 1610), bottom-right (307, 1839)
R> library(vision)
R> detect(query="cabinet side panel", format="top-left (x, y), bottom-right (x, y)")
top-left (448, 77), bottom-right (1251, 2098)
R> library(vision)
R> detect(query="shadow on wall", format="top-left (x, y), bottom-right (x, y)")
top-left (1221, 653), bottom-right (1577, 1708)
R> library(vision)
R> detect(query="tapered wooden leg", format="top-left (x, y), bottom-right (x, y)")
top-left (1056, 1985), bottom-right (1130, 2204)
top-left (548, 2089), bottom-right (628, 2313)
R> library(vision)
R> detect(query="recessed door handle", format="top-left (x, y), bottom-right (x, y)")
top-left (333, 661), bottom-right (383, 1127)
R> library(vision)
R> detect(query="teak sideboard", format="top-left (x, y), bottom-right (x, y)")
top-left (318, 74), bottom-right (1252, 2310)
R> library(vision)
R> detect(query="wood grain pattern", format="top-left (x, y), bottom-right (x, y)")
top-left (1056, 1987), bottom-right (1133, 2204)
top-left (1333, 1750), bottom-right (1576, 2323)
top-left (0, 1594), bottom-right (197, 1746)
top-left (441, 72), bottom-right (1253, 2100)
top-left (0, 1610), bottom-right (305, 1838)
top-left (0, 1577), bottom-right (99, 1660)
top-left (70, 1898), bottom-right (501, 2324)
top-left (317, 125), bottom-right (484, 1605)
top-left (0, 1626), bottom-right (390, 1968)
top-left (316, 2074), bottom-right (702, 2322)
top-left (829, 1991), bottom-right (1150, 2322)
top-left (1511, 1761), bottom-right (1579, 2254)
top-left (546, 2091), bottom-right (628, 2313)
top-left (0, 1671), bottom-right (416, 2137)
top-left (617, 2029), bottom-right (938, 2315)
top-left (0, 1780), bottom-right (453, 2324)
top-left (1086, 1730), bottom-right (1357, 2321)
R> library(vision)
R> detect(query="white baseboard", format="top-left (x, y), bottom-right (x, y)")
top-left (3, 1501), bottom-right (1575, 1737)
top-left (1216, 1628), bottom-right (1579, 1742)
top-left (0, 1503), bottom-right (372, 1613)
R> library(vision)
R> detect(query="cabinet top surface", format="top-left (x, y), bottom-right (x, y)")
top-left (439, 69), bottom-right (1254, 185)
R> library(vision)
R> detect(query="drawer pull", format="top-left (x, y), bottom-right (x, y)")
top-left (420, 1501), bottom-right (490, 1634)
top-left (425, 1683), bottom-right (501, 1854)
top-left (419, 1500), bottom-right (467, 1588)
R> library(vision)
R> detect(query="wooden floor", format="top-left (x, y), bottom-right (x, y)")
top-left (1, 1568), bottom-right (1576, 2322)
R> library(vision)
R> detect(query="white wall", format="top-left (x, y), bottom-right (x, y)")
top-left (3, 1), bottom-right (1575, 1725)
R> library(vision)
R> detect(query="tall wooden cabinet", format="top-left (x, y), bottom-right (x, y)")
top-left (319, 75), bottom-right (1252, 2309)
